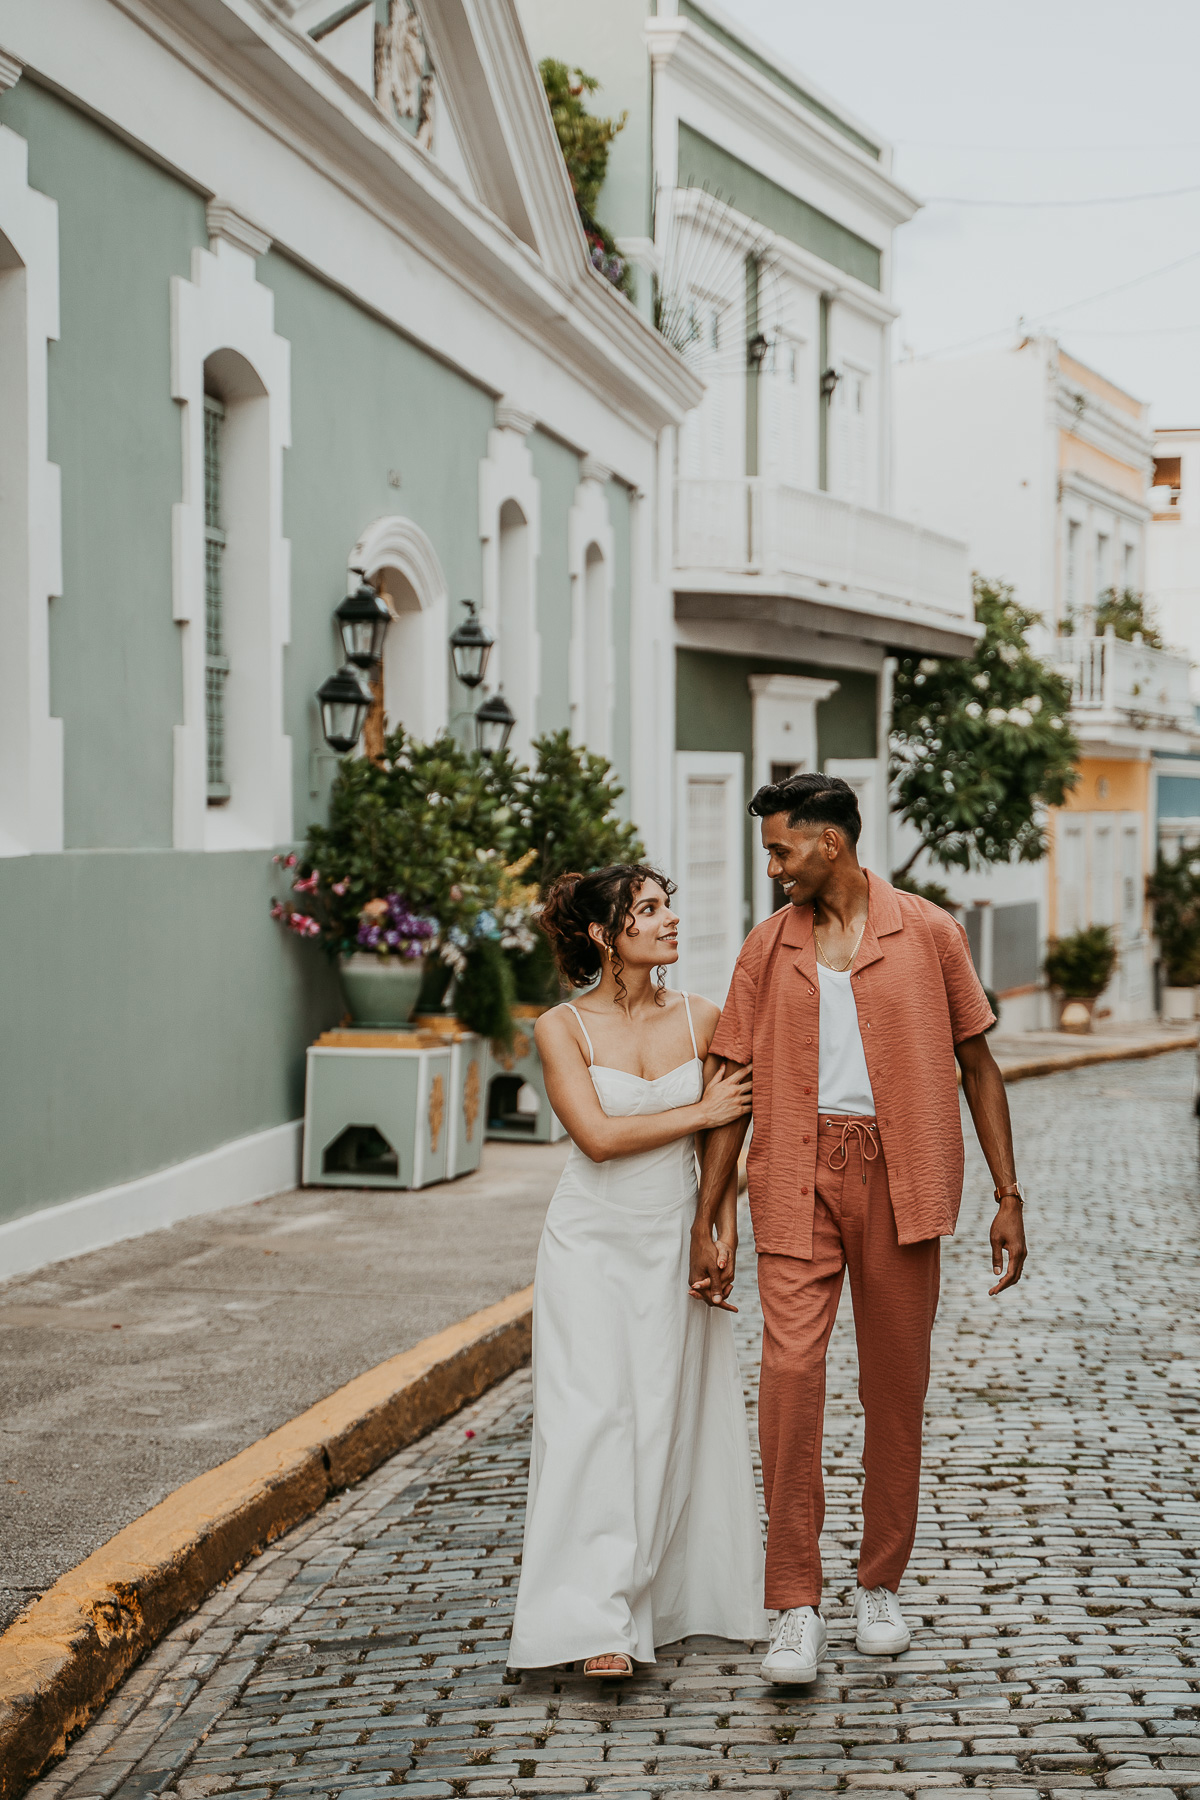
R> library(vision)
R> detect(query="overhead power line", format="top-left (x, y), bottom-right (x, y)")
top-left (923, 181), bottom-right (1200, 208)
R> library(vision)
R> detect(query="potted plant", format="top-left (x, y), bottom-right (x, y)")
top-left (1043, 925), bottom-right (1118, 1033)
top-left (271, 861), bottom-right (438, 1028)
top-left (1147, 848), bottom-right (1200, 1021)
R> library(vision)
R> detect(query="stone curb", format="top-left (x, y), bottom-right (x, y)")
top-left (997, 1030), bottom-right (1197, 1084)
top-left (0, 1285), bottom-right (533, 1800)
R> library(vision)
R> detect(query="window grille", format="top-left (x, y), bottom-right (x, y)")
top-left (203, 394), bottom-right (230, 803)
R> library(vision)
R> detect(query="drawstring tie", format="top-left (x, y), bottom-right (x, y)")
top-left (827, 1118), bottom-right (879, 1183)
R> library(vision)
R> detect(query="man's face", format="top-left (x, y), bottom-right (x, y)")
top-left (760, 814), bottom-right (838, 906)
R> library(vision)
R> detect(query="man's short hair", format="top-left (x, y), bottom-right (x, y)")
top-left (747, 771), bottom-right (862, 846)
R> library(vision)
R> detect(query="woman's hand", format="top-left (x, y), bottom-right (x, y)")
top-left (697, 1061), bottom-right (752, 1130)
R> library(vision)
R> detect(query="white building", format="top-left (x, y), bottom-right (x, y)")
top-left (518, 0), bottom-right (975, 1002)
top-left (895, 336), bottom-right (1197, 1025)
top-left (1147, 427), bottom-right (1200, 856)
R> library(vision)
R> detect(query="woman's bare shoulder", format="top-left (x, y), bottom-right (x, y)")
top-left (682, 990), bottom-right (722, 1048)
top-left (534, 1002), bottom-right (586, 1053)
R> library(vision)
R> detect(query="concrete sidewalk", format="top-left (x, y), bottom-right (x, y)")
top-left (989, 1017), bottom-right (1197, 1081)
top-left (0, 1140), bottom-right (567, 1636)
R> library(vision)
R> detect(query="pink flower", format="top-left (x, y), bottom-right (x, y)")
top-left (293, 871), bottom-right (319, 894)
top-left (449, 884), bottom-right (463, 901)
top-left (332, 879), bottom-right (349, 896)
top-left (284, 853), bottom-right (298, 869)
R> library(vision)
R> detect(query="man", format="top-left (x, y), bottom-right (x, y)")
top-left (689, 772), bottom-right (1026, 1683)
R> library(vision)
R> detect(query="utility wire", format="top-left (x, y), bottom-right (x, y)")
top-left (923, 181), bottom-right (1200, 207)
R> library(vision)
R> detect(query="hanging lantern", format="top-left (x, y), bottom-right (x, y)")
top-left (474, 689), bottom-right (516, 757)
top-left (449, 599), bottom-right (494, 690)
top-left (317, 663), bottom-right (375, 754)
top-left (336, 573), bottom-right (391, 669)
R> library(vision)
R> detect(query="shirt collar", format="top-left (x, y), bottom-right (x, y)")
top-left (780, 868), bottom-right (903, 979)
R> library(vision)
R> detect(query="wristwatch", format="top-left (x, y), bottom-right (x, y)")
top-left (993, 1181), bottom-right (1025, 1205)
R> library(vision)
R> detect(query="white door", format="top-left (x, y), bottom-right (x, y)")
top-left (1056, 817), bottom-right (1086, 935)
top-left (747, 674), bottom-right (839, 923)
top-left (825, 757), bottom-right (887, 880)
top-left (674, 752), bottom-right (745, 1005)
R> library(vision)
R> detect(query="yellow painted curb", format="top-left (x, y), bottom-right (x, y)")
top-left (0, 1286), bottom-right (533, 1799)
top-left (998, 1031), bottom-right (1197, 1084)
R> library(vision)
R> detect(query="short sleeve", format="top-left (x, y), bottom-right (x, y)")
top-left (936, 914), bottom-right (996, 1042)
top-left (709, 935), bottom-right (761, 1065)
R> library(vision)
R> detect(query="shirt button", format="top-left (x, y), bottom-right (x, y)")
top-left (805, 1036), bottom-right (812, 1044)
top-left (803, 1086), bottom-right (811, 1094)
top-left (803, 1134), bottom-right (810, 1144)
top-left (801, 1186), bottom-right (809, 1195)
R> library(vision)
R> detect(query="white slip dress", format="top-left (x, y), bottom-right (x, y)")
top-left (508, 994), bottom-right (767, 1669)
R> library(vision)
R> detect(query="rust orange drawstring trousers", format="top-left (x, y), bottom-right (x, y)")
top-left (756, 1113), bottom-right (941, 1610)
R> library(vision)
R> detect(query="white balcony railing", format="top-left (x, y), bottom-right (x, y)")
top-left (674, 477), bottom-right (972, 623)
top-left (1054, 628), bottom-right (1195, 731)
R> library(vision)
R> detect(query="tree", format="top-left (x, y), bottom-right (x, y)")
top-left (1093, 586), bottom-right (1162, 648)
top-left (890, 577), bottom-right (1080, 877)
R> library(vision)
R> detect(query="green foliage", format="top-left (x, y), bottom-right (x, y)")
top-left (510, 931), bottom-right (561, 1007)
top-left (539, 59), bottom-right (626, 215)
top-left (454, 936), bottom-right (517, 1047)
top-left (891, 576), bottom-right (1080, 874)
top-left (1147, 846), bottom-right (1200, 986)
top-left (1043, 924), bottom-right (1118, 999)
top-left (890, 872), bottom-right (960, 914)
top-left (301, 727), bottom-right (521, 956)
top-left (1093, 586), bottom-right (1162, 649)
top-left (502, 730), bottom-right (645, 893)
top-left (539, 59), bottom-right (633, 297)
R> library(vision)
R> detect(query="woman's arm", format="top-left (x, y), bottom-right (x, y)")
top-left (535, 1011), bottom-right (751, 1163)
top-left (690, 1052), bottom-right (743, 1310)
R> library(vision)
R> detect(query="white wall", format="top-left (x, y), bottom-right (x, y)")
top-left (1148, 430), bottom-right (1200, 698)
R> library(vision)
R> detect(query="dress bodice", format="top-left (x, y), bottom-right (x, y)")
top-left (588, 1057), bottom-right (703, 1117)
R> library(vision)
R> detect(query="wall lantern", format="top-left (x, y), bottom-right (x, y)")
top-left (820, 365), bottom-right (841, 400)
top-left (449, 599), bottom-right (494, 690)
top-left (474, 689), bottom-right (516, 757)
top-left (317, 663), bottom-right (376, 754)
top-left (336, 571), bottom-right (391, 669)
top-left (746, 331), bottom-right (769, 370)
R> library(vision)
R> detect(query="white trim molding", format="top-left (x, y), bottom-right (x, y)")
top-left (0, 1119), bottom-right (301, 1280)
top-left (478, 400), bottom-right (541, 760)
top-left (351, 513), bottom-right (450, 741)
top-left (569, 457), bottom-right (615, 758)
top-left (0, 125), bottom-right (63, 857)
top-left (748, 672), bottom-right (839, 922)
top-left (0, 48), bottom-right (22, 92)
top-left (171, 218), bottom-right (292, 850)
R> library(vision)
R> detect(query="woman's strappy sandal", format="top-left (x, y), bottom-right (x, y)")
top-left (582, 1654), bottom-right (634, 1677)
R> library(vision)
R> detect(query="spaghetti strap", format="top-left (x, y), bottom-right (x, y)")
top-left (565, 1003), bottom-right (595, 1067)
top-left (681, 991), bottom-right (700, 1060)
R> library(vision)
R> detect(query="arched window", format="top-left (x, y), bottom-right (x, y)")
top-left (568, 460), bottom-right (614, 758)
top-left (479, 404), bottom-right (540, 760)
top-left (350, 515), bottom-right (449, 747)
top-left (171, 208), bottom-right (291, 851)
top-left (0, 125), bottom-right (62, 855)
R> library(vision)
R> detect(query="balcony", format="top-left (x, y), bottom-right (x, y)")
top-left (1054, 629), bottom-right (1196, 743)
top-left (673, 477), bottom-right (976, 653)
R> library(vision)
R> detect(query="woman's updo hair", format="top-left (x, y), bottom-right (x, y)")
top-left (539, 863), bottom-right (676, 1004)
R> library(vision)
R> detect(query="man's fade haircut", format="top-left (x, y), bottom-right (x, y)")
top-left (747, 771), bottom-right (862, 846)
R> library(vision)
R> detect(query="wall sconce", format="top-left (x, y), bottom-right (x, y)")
top-left (474, 690), bottom-right (516, 757)
top-left (747, 331), bottom-right (769, 370)
top-left (336, 571), bottom-right (391, 668)
top-left (449, 599), bottom-right (494, 690)
top-left (820, 366), bottom-right (841, 400)
top-left (317, 663), bottom-right (375, 755)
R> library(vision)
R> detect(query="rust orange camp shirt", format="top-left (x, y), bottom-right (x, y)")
top-left (709, 871), bottom-right (995, 1259)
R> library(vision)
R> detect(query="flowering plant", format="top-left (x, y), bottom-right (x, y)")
top-left (356, 895), bottom-right (438, 960)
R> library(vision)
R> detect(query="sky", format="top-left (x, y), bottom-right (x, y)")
top-left (722, 0), bottom-right (1200, 425)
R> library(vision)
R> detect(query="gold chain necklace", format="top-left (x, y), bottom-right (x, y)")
top-left (814, 919), bottom-right (867, 974)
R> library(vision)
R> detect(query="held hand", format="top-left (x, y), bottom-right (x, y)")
top-left (689, 1229), bottom-right (738, 1311)
top-left (698, 1062), bottom-right (752, 1130)
top-left (988, 1195), bottom-right (1027, 1296)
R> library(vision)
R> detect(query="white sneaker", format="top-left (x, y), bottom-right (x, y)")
top-left (759, 1606), bottom-right (827, 1683)
top-left (852, 1584), bottom-right (911, 1654)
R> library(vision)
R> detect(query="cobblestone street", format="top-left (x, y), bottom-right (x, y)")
top-left (31, 1052), bottom-right (1200, 1800)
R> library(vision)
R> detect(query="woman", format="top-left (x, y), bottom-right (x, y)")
top-left (508, 864), bottom-right (767, 1676)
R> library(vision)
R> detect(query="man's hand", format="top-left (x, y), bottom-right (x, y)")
top-left (988, 1195), bottom-right (1027, 1296)
top-left (689, 1228), bottom-right (738, 1311)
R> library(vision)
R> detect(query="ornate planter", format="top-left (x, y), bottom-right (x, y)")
top-left (338, 953), bottom-right (425, 1029)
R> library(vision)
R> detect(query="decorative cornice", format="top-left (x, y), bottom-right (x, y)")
top-left (0, 48), bottom-right (23, 92)
top-left (206, 199), bottom-right (272, 258)
top-left (494, 399), bottom-right (536, 436)
top-left (645, 17), bottom-right (917, 233)
top-left (581, 455), bottom-right (613, 485)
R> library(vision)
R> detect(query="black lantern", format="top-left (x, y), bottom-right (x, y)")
top-left (317, 663), bottom-right (375, 754)
top-left (820, 365), bottom-right (841, 400)
top-left (747, 330), bottom-right (769, 369)
top-left (336, 573), bottom-right (391, 668)
top-left (449, 599), bottom-right (494, 690)
top-left (474, 689), bottom-right (516, 757)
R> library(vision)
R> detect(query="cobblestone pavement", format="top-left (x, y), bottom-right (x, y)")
top-left (29, 1053), bottom-right (1200, 1800)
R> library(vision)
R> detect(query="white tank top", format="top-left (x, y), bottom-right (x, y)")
top-left (816, 965), bottom-right (876, 1116)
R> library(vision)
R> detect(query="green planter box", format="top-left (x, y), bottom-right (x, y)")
top-left (483, 1005), bottom-right (566, 1145)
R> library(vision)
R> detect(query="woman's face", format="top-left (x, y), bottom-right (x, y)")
top-left (594, 878), bottom-right (680, 968)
